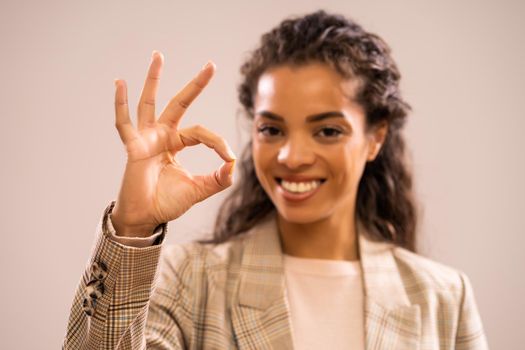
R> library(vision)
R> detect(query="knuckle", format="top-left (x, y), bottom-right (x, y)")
top-left (115, 100), bottom-right (128, 106)
top-left (192, 79), bottom-right (205, 90)
top-left (115, 120), bottom-right (130, 128)
top-left (177, 98), bottom-right (189, 109)
top-left (214, 170), bottom-right (221, 185)
top-left (194, 124), bottom-right (205, 132)
top-left (179, 133), bottom-right (189, 147)
top-left (141, 98), bottom-right (155, 106)
top-left (218, 136), bottom-right (227, 145)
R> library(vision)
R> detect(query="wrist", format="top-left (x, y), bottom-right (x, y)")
top-left (111, 214), bottom-right (158, 238)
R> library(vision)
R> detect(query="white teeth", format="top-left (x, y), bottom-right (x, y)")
top-left (281, 180), bottom-right (321, 193)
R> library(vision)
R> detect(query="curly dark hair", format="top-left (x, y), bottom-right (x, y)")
top-left (199, 10), bottom-right (418, 252)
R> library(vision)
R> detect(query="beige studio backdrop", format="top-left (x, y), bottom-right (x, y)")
top-left (0, 0), bottom-right (523, 348)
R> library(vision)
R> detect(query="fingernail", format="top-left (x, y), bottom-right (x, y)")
top-left (202, 60), bottom-right (213, 71)
top-left (152, 50), bottom-right (159, 58)
top-left (229, 159), bottom-right (236, 177)
top-left (226, 144), bottom-right (237, 160)
top-left (114, 79), bottom-right (119, 87)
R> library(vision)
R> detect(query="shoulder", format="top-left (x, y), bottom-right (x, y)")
top-left (159, 213), bottom-right (278, 273)
top-left (156, 231), bottom-right (253, 289)
top-left (160, 232), bottom-right (250, 268)
top-left (391, 245), bottom-right (470, 298)
top-left (390, 246), bottom-right (488, 347)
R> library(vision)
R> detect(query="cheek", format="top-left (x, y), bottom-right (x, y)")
top-left (326, 142), bottom-right (368, 183)
top-left (342, 142), bottom-right (369, 182)
top-left (251, 140), bottom-right (274, 184)
top-left (251, 139), bottom-right (265, 168)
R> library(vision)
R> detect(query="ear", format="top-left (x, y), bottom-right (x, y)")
top-left (366, 121), bottom-right (388, 161)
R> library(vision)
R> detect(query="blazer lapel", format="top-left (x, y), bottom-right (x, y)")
top-left (231, 215), bottom-right (421, 350)
top-left (231, 213), bottom-right (294, 350)
top-left (357, 222), bottom-right (421, 350)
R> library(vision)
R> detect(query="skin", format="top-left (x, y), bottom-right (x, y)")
top-left (111, 51), bottom-right (236, 237)
top-left (252, 63), bottom-right (388, 261)
top-left (109, 52), bottom-right (386, 264)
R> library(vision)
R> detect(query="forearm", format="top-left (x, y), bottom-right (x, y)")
top-left (63, 202), bottom-right (166, 349)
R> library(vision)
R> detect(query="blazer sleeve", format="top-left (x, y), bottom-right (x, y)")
top-left (455, 271), bottom-right (490, 350)
top-left (62, 201), bottom-right (186, 350)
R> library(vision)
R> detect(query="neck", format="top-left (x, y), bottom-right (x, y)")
top-left (277, 208), bottom-right (359, 261)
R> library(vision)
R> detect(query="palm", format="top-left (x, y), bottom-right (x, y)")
top-left (111, 52), bottom-right (236, 236)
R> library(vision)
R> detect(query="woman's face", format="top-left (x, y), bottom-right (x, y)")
top-left (252, 62), bottom-right (387, 224)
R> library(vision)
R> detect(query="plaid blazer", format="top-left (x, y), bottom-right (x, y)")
top-left (64, 202), bottom-right (489, 349)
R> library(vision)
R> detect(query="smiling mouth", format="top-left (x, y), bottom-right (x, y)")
top-left (275, 177), bottom-right (327, 194)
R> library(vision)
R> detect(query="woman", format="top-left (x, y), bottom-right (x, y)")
top-left (64, 10), bottom-right (488, 349)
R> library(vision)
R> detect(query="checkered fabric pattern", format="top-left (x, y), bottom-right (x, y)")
top-left (63, 201), bottom-right (489, 349)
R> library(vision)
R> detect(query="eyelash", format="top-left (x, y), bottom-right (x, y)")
top-left (256, 125), bottom-right (344, 139)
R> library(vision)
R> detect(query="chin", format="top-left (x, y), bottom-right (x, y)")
top-left (275, 206), bottom-right (328, 225)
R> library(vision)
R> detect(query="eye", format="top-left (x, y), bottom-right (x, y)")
top-left (316, 126), bottom-right (343, 138)
top-left (256, 125), bottom-right (282, 137)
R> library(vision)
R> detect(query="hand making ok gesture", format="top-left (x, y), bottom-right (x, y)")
top-left (111, 51), bottom-right (236, 237)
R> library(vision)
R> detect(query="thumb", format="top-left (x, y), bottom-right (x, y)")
top-left (194, 160), bottom-right (235, 201)
top-left (215, 160), bottom-right (235, 188)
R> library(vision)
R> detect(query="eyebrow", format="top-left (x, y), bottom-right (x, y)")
top-left (255, 110), bottom-right (345, 123)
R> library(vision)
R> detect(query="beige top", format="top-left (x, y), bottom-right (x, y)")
top-left (283, 254), bottom-right (365, 349)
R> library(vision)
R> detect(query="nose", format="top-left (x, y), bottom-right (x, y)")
top-left (277, 135), bottom-right (315, 169)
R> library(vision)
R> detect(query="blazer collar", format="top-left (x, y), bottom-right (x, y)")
top-left (231, 213), bottom-right (294, 349)
top-left (236, 212), bottom-right (286, 309)
top-left (356, 220), bottom-right (412, 308)
top-left (235, 213), bottom-right (411, 309)
top-left (231, 213), bottom-right (421, 349)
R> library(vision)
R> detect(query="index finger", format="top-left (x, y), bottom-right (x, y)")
top-left (158, 61), bottom-right (216, 129)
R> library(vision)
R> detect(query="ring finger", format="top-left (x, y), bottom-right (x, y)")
top-left (137, 51), bottom-right (164, 130)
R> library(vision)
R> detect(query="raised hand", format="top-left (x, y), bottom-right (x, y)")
top-left (111, 51), bottom-right (236, 237)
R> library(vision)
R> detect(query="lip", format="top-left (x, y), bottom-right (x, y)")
top-left (275, 177), bottom-right (325, 202)
top-left (276, 175), bottom-right (326, 182)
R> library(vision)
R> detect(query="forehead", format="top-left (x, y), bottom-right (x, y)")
top-left (254, 63), bottom-right (361, 111)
